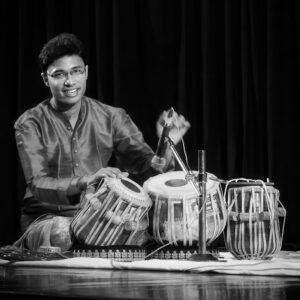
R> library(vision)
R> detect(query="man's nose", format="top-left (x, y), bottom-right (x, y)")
top-left (64, 73), bottom-right (75, 85)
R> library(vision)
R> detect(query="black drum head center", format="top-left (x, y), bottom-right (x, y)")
top-left (121, 179), bottom-right (141, 193)
top-left (165, 179), bottom-right (187, 187)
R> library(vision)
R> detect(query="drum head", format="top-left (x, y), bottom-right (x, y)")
top-left (143, 171), bottom-right (219, 199)
top-left (105, 177), bottom-right (152, 208)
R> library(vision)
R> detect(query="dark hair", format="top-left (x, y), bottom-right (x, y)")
top-left (38, 33), bottom-right (86, 73)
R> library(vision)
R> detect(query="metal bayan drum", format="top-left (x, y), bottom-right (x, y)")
top-left (71, 177), bottom-right (152, 246)
top-left (143, 171), bottom-right (227, 246)
top-left (224, 180), bottom-right (286, 260)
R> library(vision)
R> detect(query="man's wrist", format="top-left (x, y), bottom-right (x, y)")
top-left (76, 176), bottom-right (90, 190)
top-left (67, 176), bottom-right (90, 196)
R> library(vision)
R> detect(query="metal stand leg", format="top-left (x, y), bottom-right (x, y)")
top-left (188, 150), bottom-right (217, 261)
top-left (166, 139), bottom-right (218, 261)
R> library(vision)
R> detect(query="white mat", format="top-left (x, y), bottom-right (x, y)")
top-left (1, 251), bottom-right (300, 277)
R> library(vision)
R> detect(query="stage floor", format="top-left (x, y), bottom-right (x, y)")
top-left (1, 248), bottom-right (300, 299)
top-left (1, 265), bottom-right (300, 300)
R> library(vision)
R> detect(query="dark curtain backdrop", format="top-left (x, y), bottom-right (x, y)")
top-left (1, 0), bottom-right (300, 247)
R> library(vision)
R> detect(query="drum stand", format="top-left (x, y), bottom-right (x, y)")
top-left (167, 138), bottom-right (218, 261)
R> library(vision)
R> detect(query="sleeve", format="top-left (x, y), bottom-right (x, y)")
top-left (15, 119), bottom-right (81, 205)
top-left (111, 109), bottom-right (174, 179)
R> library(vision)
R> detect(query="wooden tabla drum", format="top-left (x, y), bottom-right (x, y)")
top-left (143, 171), bottom-right (227, 246)
top-left (71, 177), bottom-right (152, 246)
top-left (224, 180), bottom-right (286, 260)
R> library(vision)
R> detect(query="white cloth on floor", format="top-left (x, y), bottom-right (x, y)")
top-left (1, 251), bottom-right (300, 277)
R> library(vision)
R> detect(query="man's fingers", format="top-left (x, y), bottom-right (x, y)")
top-left (94, 167), bottom-right (127, 179)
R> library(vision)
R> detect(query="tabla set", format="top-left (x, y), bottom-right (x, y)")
top-left (70, 171), bottom-right (286, 261)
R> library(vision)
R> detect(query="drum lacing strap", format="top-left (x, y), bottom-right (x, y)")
top-left (145, 197), bottom-right (217, 260)
top-left (224, 178), bottom-right (285, 210)
top-left (207, 197), bottom-right (220, 245)
top-left (76, 188), bottom-right (115, 244)
top-left (144, 240), bottom-right (175, 260)
top-left (126, 208), bottom-right (142, 245)
top-left (105, 198), bottom-right (127, 245)
top-left (250, 182), bottom-right (277, 258)
top-left (93, 193), bottom-right (123, 245)
top-left (260, 181), bottom-right (286, 252)
top-left (223, 178), bottom-right (249, 209)
top-left (91, 178), bottom-right (105, 197)
top-left (72, 178), bottom-right (105, 218)
top-left (153, 194), bottom-right (162, 244)
top-left (183, 196), bottom-right (191, 246)
top-left (168, 195), bottom-right (176, 245)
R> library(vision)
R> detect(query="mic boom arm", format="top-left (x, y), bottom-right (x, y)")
top-left (166, 137), bottom-right (201, 197)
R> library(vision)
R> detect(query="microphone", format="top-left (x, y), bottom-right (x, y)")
top-left (151, 108), bottom-right (174, 172)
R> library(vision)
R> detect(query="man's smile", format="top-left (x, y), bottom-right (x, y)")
top-left (63, 88), bottom-right (80, 97)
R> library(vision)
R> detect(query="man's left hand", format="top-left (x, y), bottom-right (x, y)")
top-left (156, 109), bottom-right (191, 145)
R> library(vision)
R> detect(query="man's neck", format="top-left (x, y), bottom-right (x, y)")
top-left (50, 98), bottom-right (82, 129)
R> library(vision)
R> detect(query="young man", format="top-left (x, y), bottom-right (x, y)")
top-left (14, 33), bottom-right (190, 251)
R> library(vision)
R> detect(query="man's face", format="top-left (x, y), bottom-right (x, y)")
top-left (43, 55), bottom-right (88, 107)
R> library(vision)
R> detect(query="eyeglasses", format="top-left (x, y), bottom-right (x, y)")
top-left (46, 67), bottom-right (86, 81)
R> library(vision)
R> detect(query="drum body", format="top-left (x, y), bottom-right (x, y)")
top-left (71, 177), bottom-right (152, 246)
top-left (224, 182), bottom-right (286, 260)
top-left (143, 171), bottom-right (227, 246)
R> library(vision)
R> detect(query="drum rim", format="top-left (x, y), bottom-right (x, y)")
top-left (227, 182), bottom-right (274, 188)
top-left (143, 170), bottom-right (220, 198)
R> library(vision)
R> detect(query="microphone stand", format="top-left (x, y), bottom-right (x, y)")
top-left (166, 138), bottom-right (217, 261)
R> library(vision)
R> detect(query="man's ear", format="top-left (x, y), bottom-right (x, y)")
top-left (41, 73), bottom-right (49, 87)
top-left (85, 65), bottom-right (88, 80)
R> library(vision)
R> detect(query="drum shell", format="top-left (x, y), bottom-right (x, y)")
top-left (143, 171), bottom-right (227, 246)
top-left (225, 184), bottom-right (286, 260)
top-left (71, 177), bottom-right (152, 247)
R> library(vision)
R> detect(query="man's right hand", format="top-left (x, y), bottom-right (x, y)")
top-left (81, 167), bottom-right (129, 187)
top-left (68, 167), bottom-right (129, 196)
